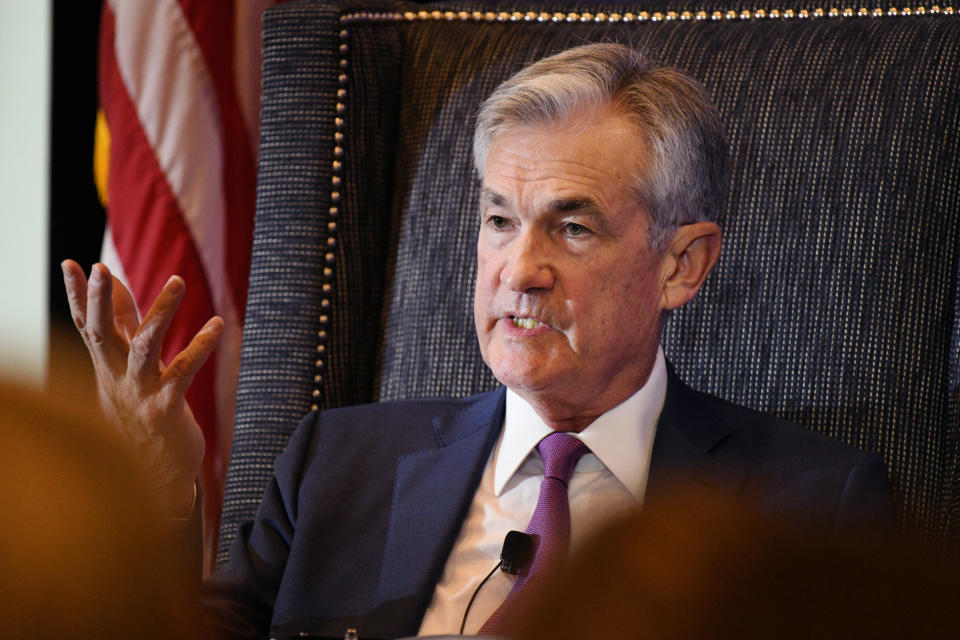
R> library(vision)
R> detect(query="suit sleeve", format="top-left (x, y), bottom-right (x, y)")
top-left (198, 410), bottom-right (323, 639)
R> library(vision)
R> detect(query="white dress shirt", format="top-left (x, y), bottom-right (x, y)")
top-left (416, 348), bottom-right (667, 636)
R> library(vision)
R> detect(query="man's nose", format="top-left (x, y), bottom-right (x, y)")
top-left (500, 231), bottom-right (555, 292)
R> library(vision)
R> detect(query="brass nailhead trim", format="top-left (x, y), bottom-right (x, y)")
top-left (343, 6), bottom-right (954, 23)
top-left (312, 26), bottom-right (354, 407)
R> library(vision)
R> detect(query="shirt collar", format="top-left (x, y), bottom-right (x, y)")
top-left (494, 347), bottom-right (667, 501)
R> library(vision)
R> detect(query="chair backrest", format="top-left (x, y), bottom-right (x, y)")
top-left (218, 0), bottom-right (960, 565)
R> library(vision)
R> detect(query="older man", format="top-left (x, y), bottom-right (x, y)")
top-left (62, 43), bottom-right (891, 638)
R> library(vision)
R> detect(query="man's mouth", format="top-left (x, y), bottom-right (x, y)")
top-left (511, 316), bottom-right (544, 330)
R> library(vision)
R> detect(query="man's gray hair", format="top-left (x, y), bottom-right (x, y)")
top-left (474, 43), bottom-right (727, 250)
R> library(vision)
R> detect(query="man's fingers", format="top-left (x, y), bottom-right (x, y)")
top-left (61, 260), bottom-right (90, 333)
top-left (112, 274), bottom-right (141, 343)
top-left (128, 275), bottom-right (186, 385)
top-left (84, 263), bottom-right (128, 369)
top-left (162, 317), bottom-right (224, 396)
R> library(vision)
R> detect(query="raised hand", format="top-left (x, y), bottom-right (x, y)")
top-left (61, 260), bottom-right (223, 517)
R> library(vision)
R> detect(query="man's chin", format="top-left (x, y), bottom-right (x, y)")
top-left (483, 338), bottom-right (573, 389)
top-left (489, 362), bottom-right (556, 395)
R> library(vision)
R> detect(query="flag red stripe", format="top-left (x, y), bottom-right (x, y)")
top-left (99, 5), bottom-right (219, 469)
top-left (176, 0), bottom-right (255, 318)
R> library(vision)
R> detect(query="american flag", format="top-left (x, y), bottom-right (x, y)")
top-left (95, 0), bottom-right (280, 572)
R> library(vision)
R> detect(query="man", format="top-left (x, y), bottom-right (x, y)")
top-left (62, 43), bottom-right (891, 638)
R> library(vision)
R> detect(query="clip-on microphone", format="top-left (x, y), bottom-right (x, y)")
top-left (458, 531), bottom-right (534, 634)
top-left (498, 530), bottom-right (535, 576)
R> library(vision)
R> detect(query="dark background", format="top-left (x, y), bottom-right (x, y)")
top-left (49, 0), bottom-right (106, 332)
top-left (49, 0), bottom-right (106, 383)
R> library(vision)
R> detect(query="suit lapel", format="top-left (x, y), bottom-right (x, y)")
top-left (647, 365), bottom-right (746, 499)
top-left (367, 388), bottom-right (506, 637)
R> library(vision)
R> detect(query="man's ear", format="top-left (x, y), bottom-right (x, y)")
top-left (659, 222), bottom-right (722, 311)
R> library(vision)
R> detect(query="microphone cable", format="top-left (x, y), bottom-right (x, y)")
top-left (458, 560), bottom-right (503, 634)
top-left (458, 531), bottom-right (535, 634)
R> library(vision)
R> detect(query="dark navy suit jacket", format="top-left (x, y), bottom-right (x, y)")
top-left (202, 369), bottom-right (892, 639)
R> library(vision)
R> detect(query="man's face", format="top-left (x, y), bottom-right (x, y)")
top-left (474, 111), bottom-right (671, 428)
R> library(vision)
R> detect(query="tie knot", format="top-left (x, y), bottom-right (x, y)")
top-left (537, 432), bottom-right (590, 483)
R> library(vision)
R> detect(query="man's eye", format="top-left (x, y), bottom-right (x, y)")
top-left (565, 222), bottom-right (589, 237)
top-left (489, 215), bottom-right (508, 229)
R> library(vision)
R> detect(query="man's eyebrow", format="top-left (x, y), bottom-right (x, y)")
top-left (480, 189), bottom-right (506, 207)
top-left (549, 198), bottom-right (603, 218)
top-left (479, 191), bottom-right (611, 227)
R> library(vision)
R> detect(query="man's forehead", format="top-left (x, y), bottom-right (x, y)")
top-left (482, 123), bottom-right (645, 209)
top-left (485, 111), bottom-right (647, 171)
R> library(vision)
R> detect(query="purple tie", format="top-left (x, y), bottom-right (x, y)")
top-left (479, 432), bottom-right (590, 634)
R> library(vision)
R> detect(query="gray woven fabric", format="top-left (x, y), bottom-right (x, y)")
top-left (220, 0), bottom-right (960, 565)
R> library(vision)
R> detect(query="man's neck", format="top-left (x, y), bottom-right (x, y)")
top-left (513, 347), bottom-right (665, 433)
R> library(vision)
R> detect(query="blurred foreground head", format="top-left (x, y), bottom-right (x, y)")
top-left (0, 381), bottom-right (197, 640)
top-left (517, 486), bottom-right (958, 640)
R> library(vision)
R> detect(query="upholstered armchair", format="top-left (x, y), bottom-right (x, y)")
top-left (218, 0), bottom-right (960, 564)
